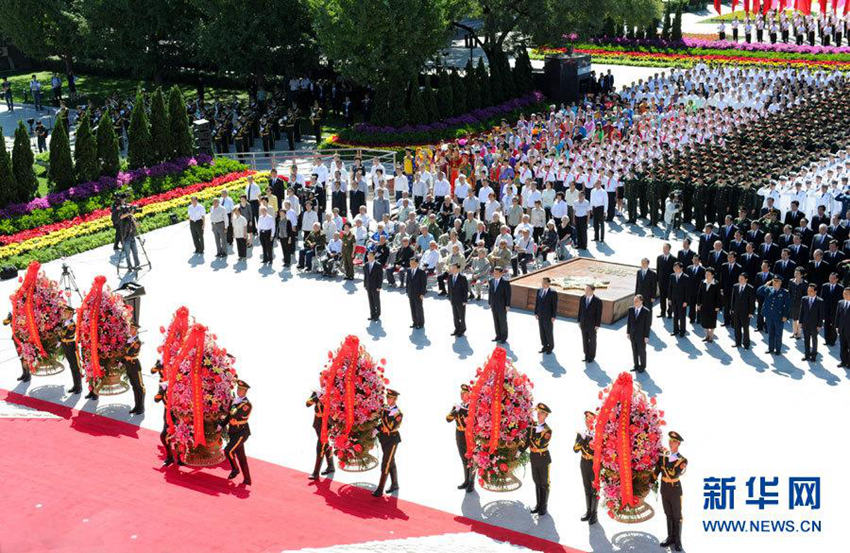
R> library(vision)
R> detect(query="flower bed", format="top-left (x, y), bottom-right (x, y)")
top-left (592, 372), bottom-right (665, 523)
top-left (597, 37), bottom-right (850, 56)
top-left (317, 335), bottom-right (388, 471)
top-left (465, 347), bottom-right (535, 491)
top-left (77, 275), bottom-right (134, 394)
top-left (325, 92), bottom-right (547, 149)
top-left (0, 157), bottom-right (246, 236)
top-left (165, 322), bottom-right (237, 466)
top-left (0, 171), bottom-right (265, 268)
top-left (8, 261), bottom-right (69, 374)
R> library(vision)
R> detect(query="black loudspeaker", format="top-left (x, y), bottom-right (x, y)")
top-left (543, 54), bottom-right (592, 104)
top-left (0, 266), bottom-right (18, 280)
top-left (193, 119), bottom-right (212, 155)
top-left (115, 281), bottom-right (146, 327)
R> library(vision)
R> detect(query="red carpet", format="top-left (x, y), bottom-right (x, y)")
top-left (0, 390), bottom-right (583, 553)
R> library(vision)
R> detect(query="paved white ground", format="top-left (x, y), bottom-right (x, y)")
top-left (1, 212), bottom-right (845, 553)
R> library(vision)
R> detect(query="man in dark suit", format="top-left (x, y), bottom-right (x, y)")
top-left (784, 200), bottom-right (805, 228)
top-left (627, 295), bottom-right (652, 372)
top-left (808, 250), bottom-right (830, 289)
top-left (488, 266), bottom-right (511, 343)
top-left (824, 240), bottom-right (846, 269)
top-left (739, 243), bottom-right (762, 282)
top-left (799, 284), bottom-right (824, 361)
top-left (698, 225), bottom-right (720, 262)
top-left (686, 257), bottom-right (706, 324)
top-left (834, 288), bottom-right (850, 367)
top-left (796, 222), bottom-right (814, 250)
top-left (719, 216), bottom-right (737, 250)
top-left (578, 285), bottom-right (602, 362)
top-left (364, 250), bottom-right (383, 321)
top-left (820, 272), bottom-right (844, 347)
top-left (406, 257), bottom-right (426, 328)
top-left (759, 234), bottom-right (780, 266)
top-left (731, 273), bottom-right (756, 349)
top-left (677, 238), bottom-right (695, 267)
top-left (790, 234), bottom-right (810, 266)
top-left (719, 252), bottom-right (743, 326)
top-left (447, 263), bottom-right (469, 337)
top-left (773, 249), bottom-right (796, 285)
top-left (635, 258), bottom-right (658, 314)
top-left (810, 206), bottom-right (829, 233)
top-left (727, 231), bottom-right (747, 256)
top-left (668, 262), bottom-right (689, 337)
top-left (534, 277), bottom-right (558, 354)
top-left (745, 221), bottom-right (765, 247)
top-left (753, 261), bottom-right (774, 331)
top-left (707, 241), bottom-right (727, 272)
top-left (810, 225), bottom-right (833, 253)
top-left (657, 244), bottom-right (675, 318)
top-left (269, 169), bottom-right (286, 209)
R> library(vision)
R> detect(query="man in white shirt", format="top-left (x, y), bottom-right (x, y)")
top-left (256, 206), bottom-right (276, 264)
top-left (394, 166), bottom-right (409, 201)
top-left (209, 198), bottom-right (230, 258)
top-left (245, 176), bottom-right (262, 225)
top-left (187, 196), bottom-right (206, 254)
top-left (433, 172), bottom-right (451, 203)
top-left (589, 182), bottom-right (608, 243)
top-left (219, 190), bottom-right (235, 247)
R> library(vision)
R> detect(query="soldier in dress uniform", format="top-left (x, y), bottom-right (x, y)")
top-left (306, 390), bottom-right (335, 479)
top-left (224, 379), bottom-right (252, 486)
top-left (373, 389), bottom-right (402, 497)
top-left (573, 410), bottom-right (598, 524)
top-left (2, 312), bottom-right (30, 383)
top-left (655, 431), bottom-right (688, 552)
top-left (526, 403), bottom-right (552, 516)
top-left (152, 361), bottom-right (180, 466)
top-left (123, 325), bottom-right (145, 415)
top-left (446, 384), bottom-right (474, 492)
top-left (60, 306), bottom-right (82, 394)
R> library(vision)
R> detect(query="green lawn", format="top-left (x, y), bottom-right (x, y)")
top-left (1, 70), bottom-right (248, 107)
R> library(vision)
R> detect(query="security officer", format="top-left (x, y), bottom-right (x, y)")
top-left (446, 384), bottom-right (474, 492)
top-left (655, 431), bottom-right (688, 552)
top-left (373, 389), bottom-right (402, 497)
top-left (152, 361), bottom-right (180, 466)
top-left (573, 410), bottom-right (598, 524)
top-left (306, 390), bottom-right (335, 480)
top-left (757, 275), bottom-right (790, 355)
top-left (123, 325), bottom-right (145, 415)
top-left (2, 312), bottom-right (29, 382)
top-left (527, 403), bottom-right (552, 516)
top-left (60, 305), bottom-right (82, 394)
top-left (224, 379), bottom-right (252, 486)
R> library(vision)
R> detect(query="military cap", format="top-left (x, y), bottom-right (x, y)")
top-left (584, 410), bottom-right (595, 418)
top-left (386, 388), bottom-right (400, 398)
top-left (236, 379), bottom-right (251, 389)
top-left (460, 384), bottom-right (470, 392)
top-left (537, 402), bottom-right (551, 414)
top-left (669, 431), bottom-right (684, 443)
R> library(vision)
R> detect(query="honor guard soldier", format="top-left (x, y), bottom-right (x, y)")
top-left (152, 361), bottom-right (180, 466)
top-left (446, 384), bottom-right (474, 492)
top-left (307, 390), bottom-right (335, 479)
top-left (225, 379), bottom-right (252, 486)
top-left (526, 403), bottom-right (552, 516)
top-left (573, 410), bottom-right (598, 524)
top-left (373, 389), bottom-right (402, 497)
top-left (123, 326), bottom-right (145, 415)
top-left (655, 431), bottom-right (687, 552)
top-left (60, 306), bottom-right (82, 394)
top-left (2, 312), bottom-right (30, 383)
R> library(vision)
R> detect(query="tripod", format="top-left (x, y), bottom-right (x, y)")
top-left (59, 262), bottom-right (83, 305)
top-left (115, 217), bottom-right (152, 277)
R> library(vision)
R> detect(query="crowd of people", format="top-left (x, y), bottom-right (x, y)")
top-left (718, 10), bottom-right (850, 47)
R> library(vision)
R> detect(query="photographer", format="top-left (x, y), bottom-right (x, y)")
top-left (664, 192), bottom-right (683, 240)
top-left (119, 199), bottom-right (142, 270)
top-left (111, 194), bottom-right (125, 251)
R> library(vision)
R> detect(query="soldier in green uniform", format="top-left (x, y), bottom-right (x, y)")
top-left (573, 410), bottom-right (598, 524)
top-left (307, 390), bottom-right (335, 480)
top-left (123, 326), bottom-right (145, 415)
top-left (526, 403), bottom-right (552, 516)
top-left (152, 361), bottom-right (181, 467)
top-left (225, 379), bottom-right (252, 486)
top-left (341, 223), bottom-right (356, 280)
top-left (655, 431), bottom-right (687, 552)
top-left (60, 306), bottom-right (82, 394)
top-left (446, 384), bottom-right (474, 492)
top-left (373, 389), bottom-right (402, 497)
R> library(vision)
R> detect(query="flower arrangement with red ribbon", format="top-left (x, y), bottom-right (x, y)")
top-left (165, 323), bottom-right (236, 460)
top-left (159, 306), bottom-right (191, 433)
top-left (591, 372), bottom-right (665, 518)
top-left (8, 260), bottom-right (68, 371)
top-left (318, 335), bottom-right (387, 468)
top-left (76, 275), bottom-right (133, 387)
top-left (465, 347), bottom-right (535, 487)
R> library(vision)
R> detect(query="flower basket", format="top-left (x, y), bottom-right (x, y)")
top-left (164, 322), bottom-right (237, 466)
top-left (77, 275), bottom-right (134, 394)
top-left (317, 335), bottom-right (388, 473)
top-left (592, 372), bottom-right (665, 523)
top-left (8, 261), bottom-right (69, 375)
top-left (466, 347), bottom-right (535, 493)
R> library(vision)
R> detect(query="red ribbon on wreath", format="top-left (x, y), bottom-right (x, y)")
top-left (591, 372), bottom-right (639, 509)
top-left (11, 261), bottom-right (46, 372)
top-left (163, 307), bottom-right (190, 434)
top-left (465, 347), bottom-right (507, 457)
top-left (320, 335), bottom-right (359, 446)
top-left (79, 276), bottom-right (107, 381)
top-left (189, 325), bottom-right (207, 447)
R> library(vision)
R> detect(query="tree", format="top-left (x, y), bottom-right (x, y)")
top-left (0, 130), bottom-right (16, 207)
top-left (48, 118), bottom-right (75, 191)
top-left (11, 122), bottom-right (37, 202)
top-left (661, 3), bottom-right (671, 40)
top-left (436, 71), bottom-right (454, 121)
top-left (0, 0), bottom-right (85, 74)
top-left (127, 90), bottom-right (153, 169)
top-left (450, 70), bottom-right (467, 115)
top-left (310, 0), bottom-right (449, 91)
top-left (96, 113), bottom-right (120, 177)
top-left (476, 58), bottom-right (491, 107)
top-left (73, 111), bottom-right (98, 183)
top-left (488, 53), bottom-right (504, 104)
top-left (464, 59), bottom-right (482, 111)
top-left (672, 1), bottom-right (683, 41)
top-left (168, 86), bottom-right (194, 158)
top-left (407, 81), bottom-right (428, 125)
top-left (422, 78), bottom-right (440, 122)
top-left (149, 87), bottom-right (170, 163)
top-left (512, 47), bottom-right (534, 94)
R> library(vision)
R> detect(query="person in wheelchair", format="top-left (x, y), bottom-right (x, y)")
top-left (297, 222), bottom-right (326, 271)
top-left (323, 232), bottom-right (343, 277)
top-left (538, 220), bottom-right (559, 262)
top-left (468, 247), bottom-right (492, 301)
top-left (437, 243), bottom-right (467, 296)
top-left (556, 215), bottom-right (575, 260)
top-left (511, 228), bottom-right (535, 276)
top-left (420, 241), bottom-right (441, 276)
top-left (372, 234), bottom-right (391, 268)
top-left (387, 236), bottom-right (415, 288)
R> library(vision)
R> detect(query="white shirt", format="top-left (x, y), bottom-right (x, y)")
top-left (245, 181), bottom-right (262, 202)
top-left (232, 215), bottom-right (248, 239)
top-left (187, 204), bottom-right (206, 221)
top-left (420, 249), bottom-right (440, 269)
top-left (257, 214), bottom-right (275, 232)
top-left (209, 205), bottom-right (229, 227)
top-left (589, 187), bottom-right (608, 209)
top-left (433, 178), bottom-right (451, 198)
top-left (219, 196), bottom-right (234, 214)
